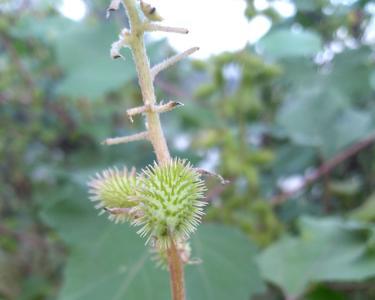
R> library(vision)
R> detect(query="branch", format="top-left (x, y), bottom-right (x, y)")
top-left (144, 23), bottom-right (189, 34)
top-left (126, 101), bottom-right (184, 122)
top-left (151, 47), bottom-right (199, 79)
top-left (126, 104), bottom-right (151, 122)
top-left (271, 133), bottom-right (375, 206)
top-left (102, 131), bottom-right (149, 146)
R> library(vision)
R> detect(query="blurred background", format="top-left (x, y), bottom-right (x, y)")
top-left (1, 0), bottom-right (375, 299)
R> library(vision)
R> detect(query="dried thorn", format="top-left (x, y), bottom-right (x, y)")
top-left (106, 0), bottom-right (122, 18)
top-left (151, 47), bottom-right (200, 79)
top-left (102, 131), bottom-right (149, 146)
top-left (195, 169), bottom-right (230, 185)
top-left (145, 23), bottom-right (189, 34)
top-left (127, 105), bottom-right (151, 122)
top-left (154, 101), bottom-right (184, 114)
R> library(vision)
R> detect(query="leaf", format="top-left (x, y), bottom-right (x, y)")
top-left (257, 29), bottom-right (323, 59)
top-left (370, 70), bottom-right (375, 91)
top-left (277, 88), bottom-right (373, 158)
top-left (257, 217), bottom-right (375, 299)
top-left (306, 285), bottom-right (348, 300)
top-left (328, 47), bottom-right (373, 100)
top-left (186, 225), bottom-right (265, 300)
top-left (350, 193), bottom-right (375, 222)
top-left (41, 186), bottom-right (265, 300)
top-left (54, 22), bottom-right (136, 99)
top-left (294, 0), bottom-right (322, 12)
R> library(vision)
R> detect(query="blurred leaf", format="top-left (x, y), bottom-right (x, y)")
top-left (257, 29), bottom-right (323, 59)
top-left (329, 177), bottom-right (362, 198)
top-left (272, 145), bottom-right (316, 177)
top-left (370, 70), bottom-right (375, 91)
top-left (306, 285), bottom-right (347, 300)
top-left (277, 87), bottom-right (373, 158)
top-left (328, 48), bottom-right (373, 100)
top-left (10, 16), bottom-right (75, 44)
top-left (41, 186), bottom-right (264, 300)
top-left (294, 0), bottom-right (325, 12)
top-left (258, 217), bottom-right (375, 299)
top-left (53, 22), bottom-right (168, 99)
top-left (350, 193), bottom-right (375, 222)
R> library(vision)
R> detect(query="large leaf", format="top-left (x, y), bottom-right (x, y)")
top-left (54, 22), bottom-right (136, 99)
top-left (41, 185), bottom-right (264, 300)
top-left (277, 88), bottom-right (373, 158)
top-left (257, 217), bottom-right (375, 299)
top-left (328, 48), bottom-right (373, 100)
top-left (257, 29), bottom-right (322, 59)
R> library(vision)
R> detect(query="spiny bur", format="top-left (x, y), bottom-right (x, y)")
top-left (88, 159), bottom-right (206, 251)
top-left (135, 159), bottom-right (206, 249)
top-left (88, 167), bottom-right (138, 223)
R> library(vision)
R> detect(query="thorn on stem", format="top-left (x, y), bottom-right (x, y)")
top-left (151, 47), bottom-right (200, 79)
top-left (195, 169), bottom-right (230, 185)
top-left (144, 23), bottom-right (189, 34)
top-left (102, 131), bottom-right (149, 146)
top-left (106, 0), bottom-right (122, 18)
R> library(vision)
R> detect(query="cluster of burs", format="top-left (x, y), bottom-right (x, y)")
top-left (88, 0), bottom-right (207, 268)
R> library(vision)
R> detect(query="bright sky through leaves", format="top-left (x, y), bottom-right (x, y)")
top-left (58, 0), bottom-right (296, 58)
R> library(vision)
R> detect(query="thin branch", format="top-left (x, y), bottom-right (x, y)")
top-left (126, 101), bottom-right (183, 122)
top-left (144, 23), bottom-right (189, 34)
top-left (271, 133), bottom-right (375, 206)
top-left (151, 47), bottom-right (199, 79)
top-left (102, 131), bottom-right (149, 146)
top-left (127, 104), bottom-right (151, 122)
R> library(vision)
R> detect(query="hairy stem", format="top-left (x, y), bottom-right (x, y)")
top-left (167, 239), bottom-right (186, 300)
top-left (122, 1), bottom-right (185, 299)
top-left (123, 0), bottom-right (171, 165)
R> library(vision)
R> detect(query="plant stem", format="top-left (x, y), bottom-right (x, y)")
top-left (123, 0), bottom-right (171, 166)
top-left (167, 239), bottom-right (186, 300)
top-left (121, 1), bottom-right (185, 299)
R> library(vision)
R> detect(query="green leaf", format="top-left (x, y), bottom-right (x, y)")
top-left (41, 186), bottom-right (264, 300)
top-left (277, 88), bottom-right (373, 158)
top-left (54, 22), bottom-right (137, 99)
top-left (257, 217), bottom-right (375, 299)
top-left (328, 48), bottom-right (373, 100)
top-left (257, 29), bottom-right (323, 59)
top-left (350, 193), bottom-right (375, 222)
top-left (306, 285), bottom-right (348, 300)
top-left (294, 0), bottom-right (324, 12)
top-left (370, 70), bottom-right (375, 91)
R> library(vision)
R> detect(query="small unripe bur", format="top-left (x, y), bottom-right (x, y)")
top-left (88, 167), bottom-right (138, 223)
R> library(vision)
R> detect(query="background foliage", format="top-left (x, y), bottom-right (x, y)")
top-left (0, 0), bottom-right (375, 299)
